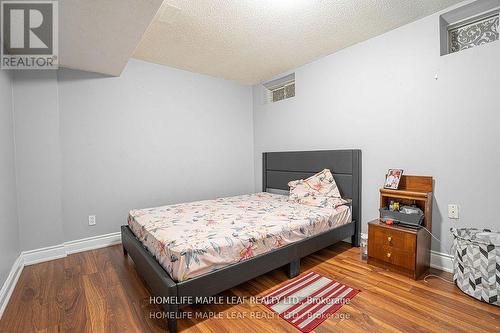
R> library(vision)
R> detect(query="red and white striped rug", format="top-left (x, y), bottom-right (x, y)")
top-left (262, 271), bottom-right (360, 332)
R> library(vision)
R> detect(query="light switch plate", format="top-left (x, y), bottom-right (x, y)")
top-left (448, 204), bottom-right (459, 219)
top-left (88, 215), bottom-right (96, 226)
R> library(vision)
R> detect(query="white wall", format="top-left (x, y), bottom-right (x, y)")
top-left (0, 71), bottom-right (20, 287)
top-left (253, 2), bottom-right (500, 254)
top-left (12, 72), bottom-right (65, 250)
top-left (58, 60), bottom-right (254, 241)
top-left (11, 59), bottom-right (254, 250)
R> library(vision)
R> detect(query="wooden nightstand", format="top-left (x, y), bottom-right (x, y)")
top-left (368, 219), bottom-right (430, 279)
top-left (368, 175), bottom-right (433, 280)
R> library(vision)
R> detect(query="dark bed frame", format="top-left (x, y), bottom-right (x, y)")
top-left (121, 149), bottom-right (361, 332)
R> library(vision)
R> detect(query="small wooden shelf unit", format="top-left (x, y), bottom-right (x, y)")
top-left (368, 175), bottom-right (433, 279)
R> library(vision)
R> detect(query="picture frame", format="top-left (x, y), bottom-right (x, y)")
top-left (384, 169), bottom-right (403, 189)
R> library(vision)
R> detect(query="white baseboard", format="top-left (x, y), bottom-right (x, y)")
top-left (64, 232), bottom-right (122, 255)
top-left (0, 255), bottom-right (24, 319)
top-left (22, 244), bottom-right (66, 266)
top-left (23, 231), bottom-right (121, 266)
top-left (430, 250), bottom-right (454, 273)
top-left (0, 231), bottom-right (122, 319)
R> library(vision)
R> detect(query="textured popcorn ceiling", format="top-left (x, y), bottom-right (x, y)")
top-left (133, 0), bottom-right (462, 84)
top-left (59, 0), bottom-right (163, 76)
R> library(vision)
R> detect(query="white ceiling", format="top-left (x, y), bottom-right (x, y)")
top-left (59, 0), bottom-right (163, 76)
top-left (132, 0), bottom-right (463, 84)
top-left (58, 1), bottom-right (463, 83)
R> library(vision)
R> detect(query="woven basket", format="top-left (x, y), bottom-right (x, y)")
top-left (451, 228), bottom-right (500, 306)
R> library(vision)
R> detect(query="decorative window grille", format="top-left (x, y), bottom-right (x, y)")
top-left (448, 12), bottom-right (499, 53)
top-left (271, 81), bottom-right (295, 102)
top-left (285, 82), bottom-right (295, 99)
top-left (263, 73), bottom-right (295, 104)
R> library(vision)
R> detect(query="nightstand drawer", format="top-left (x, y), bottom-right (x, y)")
top-left (371, 225), bottom-right (415, 250)
top-left (368, 221), bottom-right (419, 272)
top-left (369, 246), bottom-right (415, 270)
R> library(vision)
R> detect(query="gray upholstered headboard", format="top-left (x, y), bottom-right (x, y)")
top-left (262, 149), bottom-right (362, 244)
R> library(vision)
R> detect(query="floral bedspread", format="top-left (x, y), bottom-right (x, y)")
top-left (128, 192), bottom-right (351, 282)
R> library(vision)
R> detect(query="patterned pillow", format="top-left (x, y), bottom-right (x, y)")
top-left (288, 169), bottom-right (346, 208)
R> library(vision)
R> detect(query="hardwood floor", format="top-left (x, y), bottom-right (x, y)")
top-left (1, 242), bottom-right (499, 332)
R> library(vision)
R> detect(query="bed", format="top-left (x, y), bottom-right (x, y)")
top-left (128, 192), bottom-right (352, 282)
top-left (121, 149), bottom-right (361, 332)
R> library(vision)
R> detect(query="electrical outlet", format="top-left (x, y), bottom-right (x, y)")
top-left (448, 204), bottom-right (459, 219)
top-left (88, 215), bottom-right (96, 226)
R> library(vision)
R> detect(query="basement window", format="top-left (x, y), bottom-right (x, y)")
top-left (449, 12), bottom-right (499, 53)
top-left (271, 81), bottom-right (295, 102)
top-left (440, 2), bottom-right (500, 56)
top-left (263, 73), bottom-right (295, 103)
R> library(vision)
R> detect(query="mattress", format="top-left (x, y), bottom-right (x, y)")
top-left (128, 192), bottom-right (351, 282)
